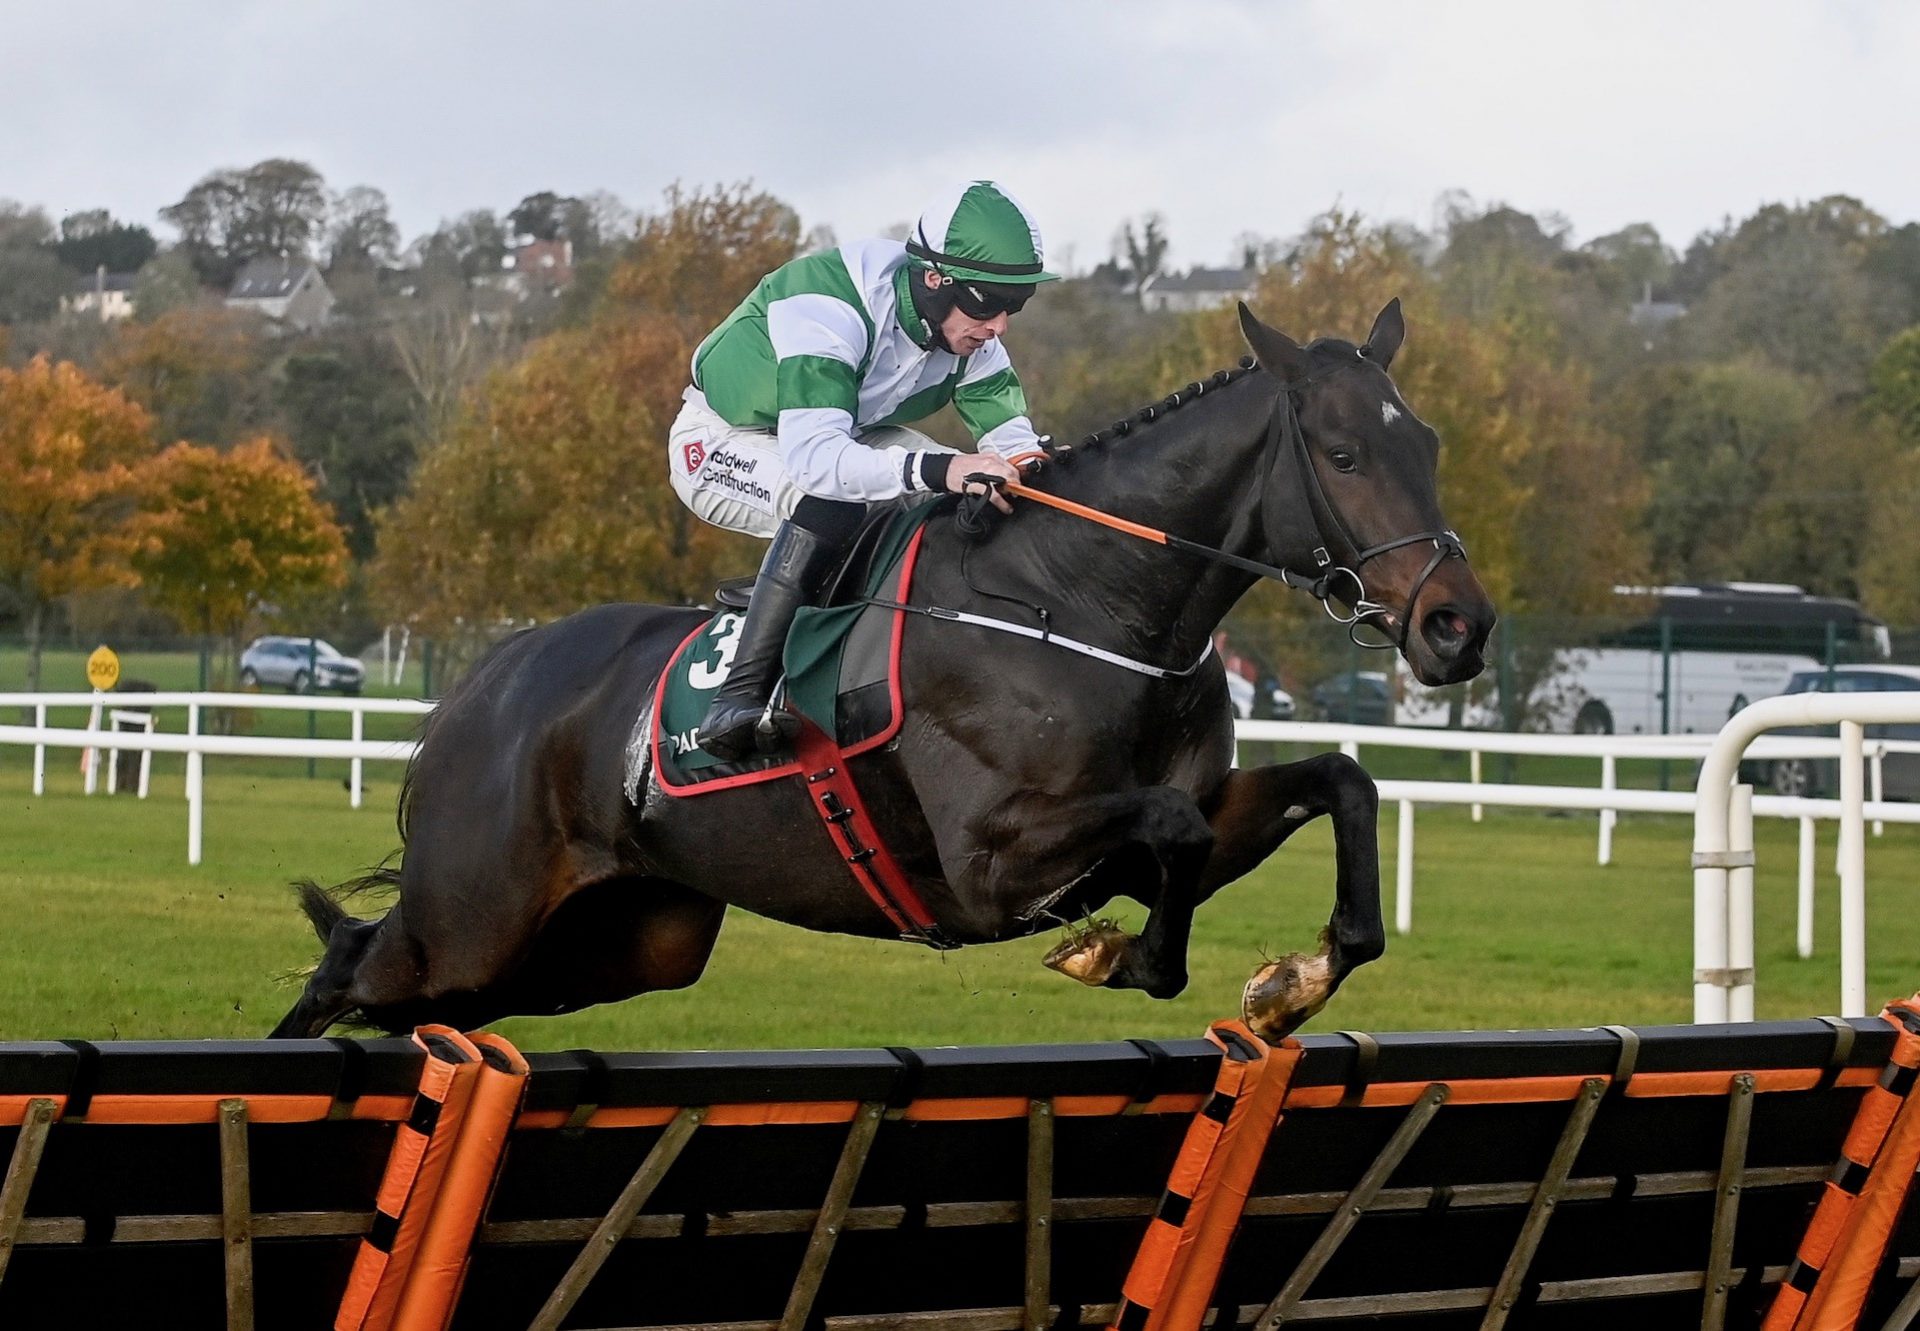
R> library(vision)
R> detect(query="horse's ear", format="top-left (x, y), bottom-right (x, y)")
top-left (1363, 298), bottom-right (1405, 369)
top-left (1237, 302), bottom-right (1312, 381)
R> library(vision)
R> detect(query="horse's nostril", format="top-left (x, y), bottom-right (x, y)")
top-left (1422, 608), bottom-right (1473, 656)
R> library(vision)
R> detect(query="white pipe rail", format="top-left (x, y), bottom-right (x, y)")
top-left (1691, 692), bottom-right (1920, 1023)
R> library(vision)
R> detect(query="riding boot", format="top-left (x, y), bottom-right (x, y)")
top-left (696, 521), bottom-right (841, 761)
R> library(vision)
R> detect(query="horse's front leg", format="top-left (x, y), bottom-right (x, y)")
top-left (963, 786), bottom-right (1215, 999)
top-left (1196, 752), bottom-right (1382, 1039)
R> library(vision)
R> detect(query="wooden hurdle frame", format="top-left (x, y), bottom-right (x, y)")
top-left (3, 1006), bottom-right (1919, 1331)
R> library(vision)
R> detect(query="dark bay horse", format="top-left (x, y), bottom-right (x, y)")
top-left (272, 302), bottom-right (1496, 1041)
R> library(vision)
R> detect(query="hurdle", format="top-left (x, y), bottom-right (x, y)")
top-left (2, 1006), bottom-right (1918, 1329)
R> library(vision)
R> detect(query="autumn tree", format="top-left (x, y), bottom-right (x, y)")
top-left (0, 357), bottom-right (156, 690)
top-left (96, 306), bottom-right (268, 445)
top-left (130, 438), bottom-right (349, 681)
top-left (373, 183), bottom-right (794, 664)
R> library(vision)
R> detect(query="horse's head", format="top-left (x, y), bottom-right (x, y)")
top-left (1239, 301), bottom-right (1496, 686)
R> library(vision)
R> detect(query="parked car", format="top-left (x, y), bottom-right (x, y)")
top-left (1311, 670), bottom-right (1394, 726)
top-left (1226, 669), bottom-right (1296, 721)
top-left (1751, 666), bottom-right (1920, 800)
top-left (239, 637), bottom-right (366, 695)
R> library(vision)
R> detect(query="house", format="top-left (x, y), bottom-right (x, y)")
top-left (62, 267), bottom-right (138, 322)
top-left (1138, 267), bottom-right (1259, 314)
top-left (225, 257), bottom-right (334, 331)
top-left (477, 237), bottom-right (575, 300)
top-left (1628, 281), bottom-right (1686, 344)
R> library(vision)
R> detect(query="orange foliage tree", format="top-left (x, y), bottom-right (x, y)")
top-left (130, 437), bottom-right (349, 682)
top-left (0, 356), bottom-right (156, 691)
top-left (96, 306), bottom-right (265, 446)
top-left (373, 184), bottom-right (797, 663)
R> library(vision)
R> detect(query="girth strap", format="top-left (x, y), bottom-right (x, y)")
top-left (792, 721), bottom-right (954, 949)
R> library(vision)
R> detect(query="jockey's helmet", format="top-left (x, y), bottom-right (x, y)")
top-left (908, 181), bottom-right (1059, 320)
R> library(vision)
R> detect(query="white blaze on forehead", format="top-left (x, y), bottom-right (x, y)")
top-left (1381, 400), bottom-right (1403, 426)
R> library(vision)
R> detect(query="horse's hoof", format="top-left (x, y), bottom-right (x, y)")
top-left (1243, 950), bottom-right (1336, 1041)
top-left (1043, 924), bottom-right (1132, 987)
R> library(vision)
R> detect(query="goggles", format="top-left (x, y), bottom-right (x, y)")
top-left (949, 279), bottom-right (1031, 321)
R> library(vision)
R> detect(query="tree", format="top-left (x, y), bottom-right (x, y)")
top-left (1116, 213), bottom-right (1169, 289)
top-left (160, 158), bottom-right (330, 286)
top-left (1675, 197), bottom-right (1903, 384)
top-left (1869, 325), bottom-right (1920, 445)
top-left (324, 186), bottom-right (401, 270)
top-left (509, 191), bottom-right (571, 241)
top-left (1580, 222), bottom-right (1675, 304)
top-left (131, 250), bottom-right (204, 320)
top-left (275, 331), bottom-right (417, 557)
top-left (130, 438), bottom-right (349, 679)
top-left (373, 183), bottom-right (795, 659)
top-left (0, 200), bottom-right (53, 249)
top-left (52, 209), bottom-right (158, 275)
top-left (411, 209), bottom-right (510, 283)
top-left (0, 357), bottom-right (155, 691)
top-left (0, 246), bottom-right (75, 324)
top-left (97, 306), bottom-right (268, 445)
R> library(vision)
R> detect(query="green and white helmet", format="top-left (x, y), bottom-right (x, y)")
top-left (908, 181), bottom-right (1059, 286)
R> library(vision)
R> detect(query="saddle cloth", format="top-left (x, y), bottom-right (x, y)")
top-left (649, 501), bottom-right (938, 794)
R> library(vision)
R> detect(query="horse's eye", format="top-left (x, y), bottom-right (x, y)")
top-left (1329, 450), bottom-right (1357, 473)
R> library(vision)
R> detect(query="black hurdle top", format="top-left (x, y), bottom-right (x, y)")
top-left (0, 1018), bottom-right (1891, 1118)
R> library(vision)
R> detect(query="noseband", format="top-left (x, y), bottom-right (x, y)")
top-left (1266, 355), bottom-right (1467, 650)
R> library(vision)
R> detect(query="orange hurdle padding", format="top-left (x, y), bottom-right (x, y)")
top-left (1108, 1021), bottom-right (1290, 1331)
top-left (336, 1027), bottom-right (485, 1331)
top-left (390, 1032), bottom-right (530, 1331)
top-left (1764, 996), bottom-right (1920, 1331)
top-left (1156, 1033), bottom-right (1300, 1331)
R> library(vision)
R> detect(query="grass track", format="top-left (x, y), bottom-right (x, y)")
top-left (2, 751), bottom-right (1917, 1050)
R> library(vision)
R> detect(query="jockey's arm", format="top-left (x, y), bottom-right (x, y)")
top-left (953, 338), bottom-right (1048, 471)
top-left (770, 296), bottom-right (951, 503)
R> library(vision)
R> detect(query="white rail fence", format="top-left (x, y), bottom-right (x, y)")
top-left (6, 692), bottom-right (1918, 1018)
top-left (0, 692), bottom-right (430, 865)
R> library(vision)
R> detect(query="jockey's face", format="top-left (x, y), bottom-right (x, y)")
top-left (921, 269), bottom-right (1012, 354)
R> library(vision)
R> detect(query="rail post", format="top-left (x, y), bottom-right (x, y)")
top-left (1729, 785), bottom-right (1754, 1022)
top-left (1871, 745), bottom-right (1885, 837)
top-left (1797, 816), bottom-right (1815, 960)
top-left (350, 708), bottom-right (364, 810)
top-left (1840, 720), bottom-right (1866, 1017)
top-left (1395, 800), bottom-right (1414, 935)
top-left (1598, 754), bottom-right (1617, 866)
top-left (1470, 749), bottom-right (1482, 823)
top-left (31, 702), bottom-right (45, 795)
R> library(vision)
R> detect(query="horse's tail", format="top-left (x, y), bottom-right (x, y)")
top-left (291, 863), bottom-right (402, 942)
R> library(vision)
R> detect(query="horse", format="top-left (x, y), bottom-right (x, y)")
top-left (271, 301), bottom-right (1496, 1042)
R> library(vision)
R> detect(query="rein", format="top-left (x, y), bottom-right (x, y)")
top-left (973, 359), bottom-right (1467, 650)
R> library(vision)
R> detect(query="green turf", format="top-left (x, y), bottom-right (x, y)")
top-left (2, 754), bottom-right (1915, 1051)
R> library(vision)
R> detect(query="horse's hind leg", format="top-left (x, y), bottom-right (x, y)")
top-left (1194, 753), bottom-right (1382, 1039)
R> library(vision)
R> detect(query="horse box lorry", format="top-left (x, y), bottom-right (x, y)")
top-left (1396, 583), bottom-right (1892, 733)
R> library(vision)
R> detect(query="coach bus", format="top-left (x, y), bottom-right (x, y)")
top-left (1397, 583), bottom-right (1892, 733)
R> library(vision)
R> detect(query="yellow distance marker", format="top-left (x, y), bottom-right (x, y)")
top-left (86, 645), bottom-right (120, 692)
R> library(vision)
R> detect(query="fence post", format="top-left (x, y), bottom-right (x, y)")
top-left (1658, 616), bottom-right (1673, 791)
top-left (1729, 784), bottom-right (1754, 1022)
top-left (1840, 720), bottom-right (1867, 1017)
top-left (423, 641), bottom-right (435, 699)
top-left (1797, 816), bottom-right (1815, 960)
top-left (351, 708), bottom-right (363, 810)
top-left (1395, 800), bottom-right (1414, 935)
top-left (32, 702), bottom-right (45, 795)
top-left (1470, 749), bottom-right (1482, 823)
top-left (1598, 754), bottom-right (1617, 867)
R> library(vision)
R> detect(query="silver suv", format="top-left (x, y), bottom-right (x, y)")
top-left (239, 637), bottom-right (365, 695)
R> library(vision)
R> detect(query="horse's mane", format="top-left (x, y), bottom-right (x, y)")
top-left (1070, 337), bottom-right (1362, 456)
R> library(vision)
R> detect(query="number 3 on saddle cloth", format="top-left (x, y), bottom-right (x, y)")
top-left (630, 500), bottom-right (951, 946)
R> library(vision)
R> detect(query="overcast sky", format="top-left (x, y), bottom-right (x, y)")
top-left (8, 1), bottom-right (1918, 271)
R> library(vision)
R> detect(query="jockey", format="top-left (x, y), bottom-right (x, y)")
top-left (670, 180), bottom-right (1059, 760)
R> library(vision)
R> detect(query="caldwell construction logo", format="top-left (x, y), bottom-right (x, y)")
top-left (682, 440), bottom-right (707, 474)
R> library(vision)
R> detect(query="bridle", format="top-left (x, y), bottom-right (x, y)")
top-left (1263, 352), bottom-right (1468, 649)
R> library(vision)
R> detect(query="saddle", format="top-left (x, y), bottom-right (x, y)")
top-left (711, 497), bottom-right (934, 611)
top-left (640, 498), bottom-right (942, 795)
